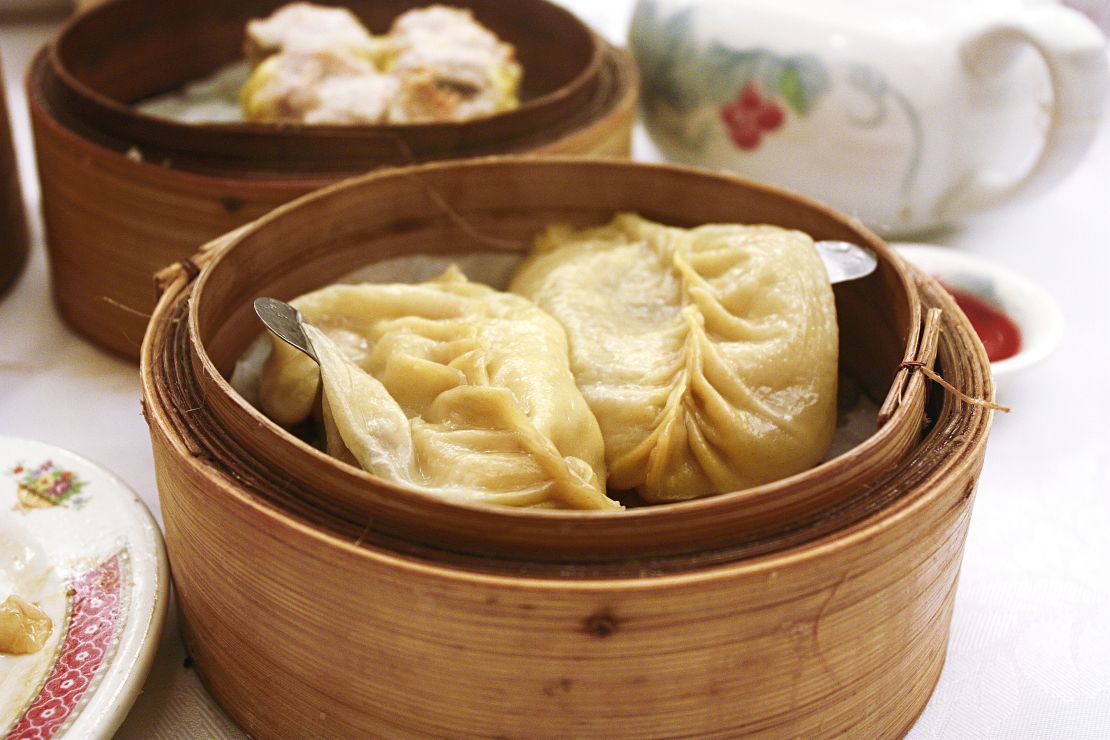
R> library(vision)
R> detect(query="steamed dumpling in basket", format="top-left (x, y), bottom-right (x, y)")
top-left (510, 214), bottom-right (839, 503)
top-left (240, 51), bottom-right (400, 125)
top-left (381, 5), bottom-right (523, 122)
top-left (259, 267), bottom-right (617, 510)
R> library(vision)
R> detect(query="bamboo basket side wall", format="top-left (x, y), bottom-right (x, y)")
top-left (30, 92), bottom-right (317, 355)
top-left (156, 439), bottom-right (971, 737)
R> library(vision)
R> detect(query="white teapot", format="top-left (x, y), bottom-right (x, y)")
top-left (630, 0), bottom-right (1108, 235)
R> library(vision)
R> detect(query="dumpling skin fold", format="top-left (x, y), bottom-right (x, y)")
top-left (259, 267), bottom-right (617, 511)
top-left (510, 214), bottom-right (839, 503)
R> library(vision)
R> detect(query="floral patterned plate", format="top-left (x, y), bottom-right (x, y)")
top-left (0, 437), bottom-right (168, 740)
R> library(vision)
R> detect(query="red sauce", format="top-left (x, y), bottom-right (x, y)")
top-left (943, 283), bottom-right (1022, 362)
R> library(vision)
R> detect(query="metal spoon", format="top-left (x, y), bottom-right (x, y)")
top-left (815, 240), bottom-right (878, 284)
top-left (254, 297), bottom-right (317, 362)
top-left (254, 242), bottom-right (878, 357)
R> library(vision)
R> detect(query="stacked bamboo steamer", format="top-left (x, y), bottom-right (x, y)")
top-left (27, 0), bottom-right (638, 358)
top-left (1, 57), bottom-right (28, 296)
top-left (141, 159), bottom-right (996, 737)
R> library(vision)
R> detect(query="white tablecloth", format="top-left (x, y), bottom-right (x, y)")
top-left (2, 4), bottom-right (1109, 737)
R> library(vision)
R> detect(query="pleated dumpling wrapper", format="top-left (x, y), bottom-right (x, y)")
top-left (510, 214), bottom-right (839, 503)
top-left (258, 267), bottom-right (617, 510)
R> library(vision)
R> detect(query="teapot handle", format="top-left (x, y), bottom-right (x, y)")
top-left (941, 5), bottom-right (1108, 218)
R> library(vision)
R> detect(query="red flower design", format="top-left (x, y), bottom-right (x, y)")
top-left (22, 695), bottom-right (68, 725)
top-left (720, 82), bottom-right (786, 151)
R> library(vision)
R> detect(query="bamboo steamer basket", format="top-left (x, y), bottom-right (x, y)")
top-left (1, 57), bottom-right (29, 296)
top-left (141, 159), bottom-right (995, 737)
top-left (27, 0), bottom-right (638, 359)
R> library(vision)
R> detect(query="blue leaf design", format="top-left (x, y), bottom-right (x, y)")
top-left (631, 4), bottom-right (701, 112)
top-left (777, 55), bottom-right (829, 115)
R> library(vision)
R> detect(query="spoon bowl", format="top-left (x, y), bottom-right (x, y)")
top-left (253, 297), bottom-right (317, 363)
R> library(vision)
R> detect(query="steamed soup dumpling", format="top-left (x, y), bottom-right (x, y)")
top-left (510, 214), bottom-right (839, 503)
top-left (259, 267), bottom-right (616, 511)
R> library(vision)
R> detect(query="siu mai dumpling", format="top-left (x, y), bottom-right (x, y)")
top-left (259, 267), bottom-right (616, 510)
top-left (510, 214), bottom-right (839, 503)
top-left (241, 51), bottom-right (399, 124)
top-left (381, 5), bottom-right (522, 122)
top-left (243, 2), bottom-right (383, 66)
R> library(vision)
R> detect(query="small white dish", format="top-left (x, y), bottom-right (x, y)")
top-left (1, 437), bottom-right (168, 740)
top-left (893, 243), bottom-right (1064, 378)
